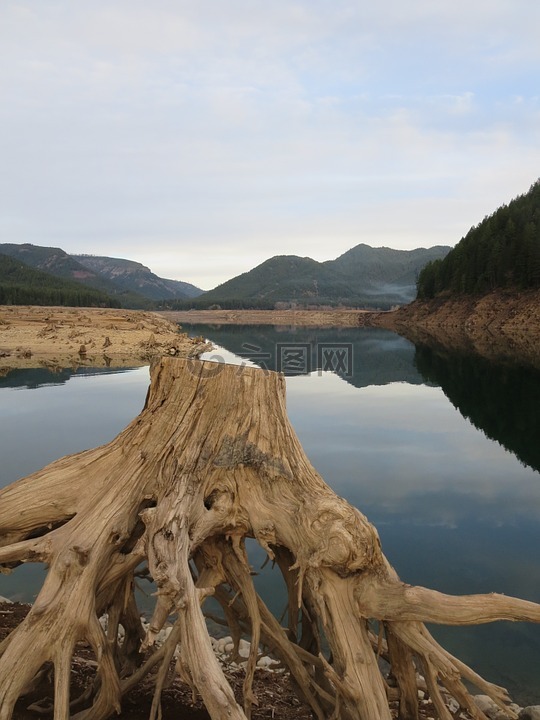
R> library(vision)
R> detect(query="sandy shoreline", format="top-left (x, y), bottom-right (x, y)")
top-left (0, 306), bottom-right (208, 372)
top-left (162, 308), bottom-right (371, 327)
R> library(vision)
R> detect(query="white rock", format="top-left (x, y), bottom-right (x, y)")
top-left (0, 596), bottom-right (13, 604)
top-left (446, 696), bottom-right (460, 713)
top-left (520, 707), bottom-right (540, 720)
top-left (154, 626), bottom-right (172, 647)
top-left (474, 695), bottom-right (521, 719)
top-left (216, 636), bottom-right (232, 655)
top-left (238, 638), bottom-right (251, 657)
top-left (474, 695), bottom-right (501, 718)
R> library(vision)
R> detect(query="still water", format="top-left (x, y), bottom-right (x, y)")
top-left (1, 326), bottom-right (540, 703)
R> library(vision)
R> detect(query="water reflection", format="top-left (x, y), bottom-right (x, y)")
top-left (414, 342), bottom-right (540, 474)
top-left (0, 366), bottom-right (149, 485)
top-left (0, 365), bottom-right (151, 612)
top-left (0, 366), bottom-right (136, 390)
top-left (183, 323), bottom-right (428, 388)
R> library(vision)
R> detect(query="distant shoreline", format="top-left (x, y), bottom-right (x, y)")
top-left (2, 290), bottom-right (540, 373)
top-left (162, 290), bottom-right (540, 369)
top-left (161, 308), bottom-right (374, 327)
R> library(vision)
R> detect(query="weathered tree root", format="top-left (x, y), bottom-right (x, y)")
top-left (1, 357), bottom-right (539, 720)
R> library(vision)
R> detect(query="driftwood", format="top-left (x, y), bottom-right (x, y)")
top-left (1, 357), bottom-right (539, 720)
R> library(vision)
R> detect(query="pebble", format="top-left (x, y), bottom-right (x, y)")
top-left (0, 603), bottom-right (533, 712)
top-left (474, 695), bottom-right (504, 717)
top-left (520, 707), bottom-right (540, 720)
top-left (445, 696), bottom-right (460, 713)
top-left (473, 695), bottom-right (524, 719)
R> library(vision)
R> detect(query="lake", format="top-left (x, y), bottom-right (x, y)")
top-left (1, 325), bottom-right (540, 704)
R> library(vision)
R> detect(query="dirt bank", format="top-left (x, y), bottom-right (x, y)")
top-left (369, 289), bottom-right (540, 367)
top-left (0, 306), bottom-right (208, 371)
top-left (162, 295), bottom-right (540, 369)
top-left (161, 308), bottom-right (370, 327)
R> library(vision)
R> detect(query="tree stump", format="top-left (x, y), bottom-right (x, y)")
top-left (1, 357), bottom-right (539, 720)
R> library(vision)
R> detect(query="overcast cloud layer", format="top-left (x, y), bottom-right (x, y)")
top-left (1, 1), bottom-right (539, 288)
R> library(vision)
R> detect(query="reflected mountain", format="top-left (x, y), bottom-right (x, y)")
top-left (183, 324), bottom-right (427, 389)
top-left (414, 343), bottom-right (540, 474)
top-left (0, 366), bottom-right (137, 390)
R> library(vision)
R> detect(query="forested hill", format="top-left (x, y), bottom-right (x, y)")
top-left (71, 255), bottom-right (202, 300)
top-left (0, 254), bottom-right (120, 307)
top-left (0, 243), bottom-right (202, 308)
top-left (417, 180), bottom-right (540, 299)
top-left (178, 244), bottom-right (450, 310)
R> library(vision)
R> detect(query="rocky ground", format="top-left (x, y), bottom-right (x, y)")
top-left (3, 596), bottom-right (539, 719)
top-left (0, 306), bottom-right (208, 372)
top-left (0, 600), bottom-right (488, 720)
top-left (0, 601), bottom-right (312, 720)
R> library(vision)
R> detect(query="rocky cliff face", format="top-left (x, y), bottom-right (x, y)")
top-left (72, 255), bottom-right (203, 300)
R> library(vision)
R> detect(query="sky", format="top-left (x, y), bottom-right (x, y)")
top-left (1, 1), bottom-right (539, 290)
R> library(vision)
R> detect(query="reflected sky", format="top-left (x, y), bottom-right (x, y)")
top-left (0, 366), bottom-right (149, 485)
top-left (286, 374), bottom-right (540, 528)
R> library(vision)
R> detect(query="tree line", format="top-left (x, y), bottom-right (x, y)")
top-left (417, 179), bottom-right (540, 299)
top-left (0, 254), bottom-right (120, 308)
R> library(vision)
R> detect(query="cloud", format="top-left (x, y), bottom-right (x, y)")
top-left (1, 1), bottom-right (539, 287)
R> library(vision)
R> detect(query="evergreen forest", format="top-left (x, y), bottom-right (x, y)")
top-left (0, 254), bottom-right (120, 307)
top-left (417, 180), bottom-right (540, 299)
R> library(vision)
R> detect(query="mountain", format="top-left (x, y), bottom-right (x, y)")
top-left (196, 255), bottom-right (351, 304)
top-left (0, 253), bottom-right (120, 307)
top-left (416, 179), bottom-right (540, 299)
top-left (71, 255), bottom-right (203, 301)
top-left (0, 243), bottom-right (151, 308)
top-left (0, 244), bottom-right (202, 308)
top-left (189, 244), bottom-right (451, 310)
top-left (1, 243), bottom-right (109, 288)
